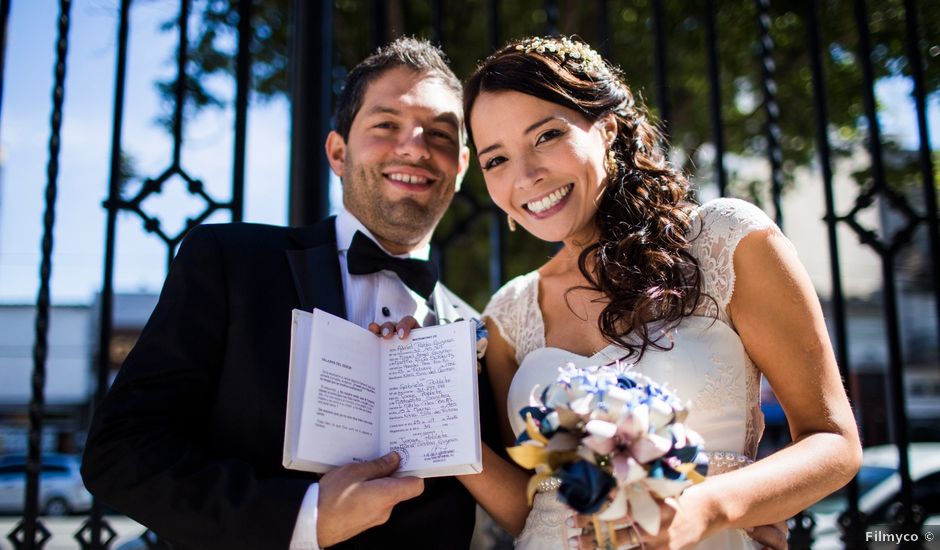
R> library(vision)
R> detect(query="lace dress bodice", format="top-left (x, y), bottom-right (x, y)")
top-left (483, 198), bottom-right (780, 549)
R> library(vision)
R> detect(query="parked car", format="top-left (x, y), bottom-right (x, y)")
top-left (809, 443), bottom-right (940, 549)
top-left (0, 454), bottom-right (92, 516)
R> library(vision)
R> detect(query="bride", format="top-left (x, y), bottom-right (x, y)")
top-left (458, 36), bottom-right (860, 550)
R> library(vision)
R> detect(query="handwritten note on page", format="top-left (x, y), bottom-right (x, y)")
top-left (283, 308), bottom-right (481, 477)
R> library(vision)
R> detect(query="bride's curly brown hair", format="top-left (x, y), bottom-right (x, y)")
top-left (464, 36), bottom-right (705, 358)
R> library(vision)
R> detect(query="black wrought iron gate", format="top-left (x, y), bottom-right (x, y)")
top-left (0, 1), bottom-right (936, 549)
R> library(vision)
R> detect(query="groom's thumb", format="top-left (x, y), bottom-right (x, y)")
top-left (359, 451), bottom-right (402, 480)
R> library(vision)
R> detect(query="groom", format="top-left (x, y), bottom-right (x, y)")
top-left (82, 37), bottom-right (484, 549)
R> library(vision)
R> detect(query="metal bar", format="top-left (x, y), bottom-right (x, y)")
top-left (544, 0), bottom-right (559, 36)
top-left (853, 0), bottom-right (888, 197)
top-left (488, 0), bottom-right (505, 292)
top-left (83, 0), bottom-right (133, 545)
top-left (431, 0), bottom-right (443, 46)
top-left (596, 0), bottom-right (610, 58)
top-left (288, 0), bottom-right (332, 226)
top-left (880, 254), bottom-right (922, 537)
top-left (754, 0), bottom-right (783, 227)
top-left (19, 1), bottom-right (72, 548)
top-left (315, 0), bottom-right (333, 220)
top-left (902, 0), bottom-right (940, 354)
top-left (651, 0), bottom-right (670, 137)
top-left (171, 0), bottom-right (191, 168)
top-left (487, 0), bottom-right (500, 53)
top-left (373, 0), bottom-right (387, 50)
top-left (231, 0), bottom-right (251, 222)
top-left (704, 0), bottom-right (727, 197)
top-left (852, 0), bottom-right (918, 534)
top-left (0, 0), bottom-right (11, 131)
top-left (804, 1), bottom-right (864, 547)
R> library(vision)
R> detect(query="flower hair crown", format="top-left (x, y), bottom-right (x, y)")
top-left (514, 36), bottom-right (609, 75)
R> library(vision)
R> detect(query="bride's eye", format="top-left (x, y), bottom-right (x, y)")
top-left (536, 128), bottom-right (564, 145)
top-left (482, 155), bottom-right (507, 171)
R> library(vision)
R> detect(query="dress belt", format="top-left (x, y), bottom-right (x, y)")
top-left (534, 450), bottom-right (753, 493)
top-left (704, 450), bottom-right (754, 475)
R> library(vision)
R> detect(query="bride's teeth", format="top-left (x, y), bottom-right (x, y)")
top-left (527, 184), bottom-right (572, 214)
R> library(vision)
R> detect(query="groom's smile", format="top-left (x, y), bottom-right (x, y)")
top-left (382, 164), bottom-right (438, 192)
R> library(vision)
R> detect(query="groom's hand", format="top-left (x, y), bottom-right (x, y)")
top-left (316, 451), bottom-right (424, 546)
top-left (369, 316), bottom-right (420, 340)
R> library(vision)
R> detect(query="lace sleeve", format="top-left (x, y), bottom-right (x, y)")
top-left (689, 198), bottom-right (780, 325)
top-left (482, 271), bottom-right (544, 366)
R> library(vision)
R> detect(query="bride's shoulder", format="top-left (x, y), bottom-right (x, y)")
top-left (687, 198), bottom-right (783, 318)
top-left (690, 197), bottom-right (776, 239)
top-left (484, 271), bottom-right (540, 315)
top-left (483, 271), bottom-right (542, 364)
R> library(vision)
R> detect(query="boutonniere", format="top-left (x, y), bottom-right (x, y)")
top-left (473, 319), bottom-right (488, 374)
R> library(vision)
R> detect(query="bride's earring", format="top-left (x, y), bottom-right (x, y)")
top-left (605, 149), bottom-right (618, 175)
top-left (507, 215), bottom-right (517, 232)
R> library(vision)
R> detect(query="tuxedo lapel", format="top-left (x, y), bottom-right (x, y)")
top-left (286, 218), bottom-right (346, 318)
top-left (430, 284), bottom-right (479, 324)
top-left (430, 286), bottom-right (458, 324)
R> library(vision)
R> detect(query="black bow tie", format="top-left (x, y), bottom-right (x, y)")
top-left (346, 231), bottom-right (439, 299)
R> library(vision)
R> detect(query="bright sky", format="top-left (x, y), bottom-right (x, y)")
top-left (1, 0), bottom-right (290, 304)
top-left (0, 1), bottom-right (937, 305)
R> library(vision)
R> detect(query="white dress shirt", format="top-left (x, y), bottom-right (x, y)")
top-left (289, 208), bottom-right (433, 549)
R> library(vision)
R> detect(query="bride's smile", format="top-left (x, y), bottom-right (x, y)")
top-left (522, 182), bottom-right (573, 216)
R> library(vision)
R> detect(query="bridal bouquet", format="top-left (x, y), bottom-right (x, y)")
top-left (506, 363), bottom-right (708, 535)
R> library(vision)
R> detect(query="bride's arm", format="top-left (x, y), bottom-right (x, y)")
top-left (664, 227), bottom-right (862, 545)
top-left (456, 318), bottom-right (531, 537)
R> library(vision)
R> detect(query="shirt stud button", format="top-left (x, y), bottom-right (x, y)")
top-left (381, 306), bottom-right (391, 317)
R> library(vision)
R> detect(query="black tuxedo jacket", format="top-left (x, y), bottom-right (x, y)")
top-left (82, 218), bottom-right (494, 550)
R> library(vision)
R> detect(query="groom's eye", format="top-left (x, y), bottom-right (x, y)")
top-left (429, 129), bottom-right (457, 144)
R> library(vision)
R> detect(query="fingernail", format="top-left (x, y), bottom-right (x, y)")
top-left (398, 328), bottom-right (405, 338)
top-left (745, 527), bottom-right (754, 533)
top-left (382, 327), bottom-right (390, 337)
top-left (566, 517), bottom-right (575, 528)
top-left (567, 536), bottom-right (579, 550)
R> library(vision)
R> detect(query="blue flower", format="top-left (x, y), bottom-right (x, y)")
top-left (616, 373), bottom-right (638, 389)
top-left (557, 460), bottom-right (616, 514)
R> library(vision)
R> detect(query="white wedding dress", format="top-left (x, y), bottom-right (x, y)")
top-left (483, 198), bottom-right (780, 549)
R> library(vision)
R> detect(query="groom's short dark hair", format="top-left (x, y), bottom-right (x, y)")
top-left (334, 37), bottom-right (462, 140)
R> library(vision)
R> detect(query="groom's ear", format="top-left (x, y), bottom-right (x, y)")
top-left (454, 145), bottom-right (470, 192)
top-left (325, 131), bottom-right (347, 179)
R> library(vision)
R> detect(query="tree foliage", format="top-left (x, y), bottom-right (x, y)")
top-left (159, 0), bottom-right (939, 308)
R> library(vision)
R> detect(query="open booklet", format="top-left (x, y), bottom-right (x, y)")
top-left (283, 308), bottom-right (482, 478)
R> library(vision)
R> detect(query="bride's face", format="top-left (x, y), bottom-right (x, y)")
top-left (470, 90), bottom-right (616, 245)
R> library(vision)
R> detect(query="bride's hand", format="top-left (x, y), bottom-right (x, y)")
top-left (368, 315), bottom-right (420, 339)
top-left (571, 493), bottom-right (708, 550)
top-left (746, 521), bottom-right (789, 550)
top-left (571, 492), bottom-right (789, 550)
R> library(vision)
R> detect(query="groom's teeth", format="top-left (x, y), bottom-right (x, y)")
top-left (387, 173), bottom-right (430, 185)
top-left (526, 184), bottom-right (573, 214)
